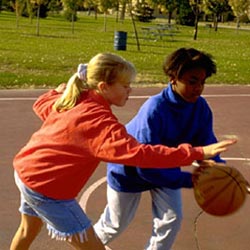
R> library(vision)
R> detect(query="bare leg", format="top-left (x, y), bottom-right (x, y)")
top-left (68, 226), bottom-right (106, 250)
top-left (10, 213), bottom-right (43, 250)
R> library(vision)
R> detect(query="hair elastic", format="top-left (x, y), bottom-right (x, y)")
top-left (77, 64), bottom-right (88, 82)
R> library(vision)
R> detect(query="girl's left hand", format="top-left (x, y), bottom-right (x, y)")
top-left (55, 83), bottom-right (67, 93)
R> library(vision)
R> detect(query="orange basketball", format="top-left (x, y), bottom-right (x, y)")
top-left (192, 165), bottom-right (248, 216)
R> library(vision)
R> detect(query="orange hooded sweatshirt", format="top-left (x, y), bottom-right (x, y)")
top-left (14, 89), bottom-right (203, 199)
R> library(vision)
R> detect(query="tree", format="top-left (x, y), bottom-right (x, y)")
top-left (229, 0), bottom-right (250, 28)
top-left (119, 0), bottom-right (127, 21)
top-left (31, 0), bottom-right (48, 36)
top-left (176, 0), bottom-right (195, 26)
top-left (128, 0), bottom-right (140, 51)
top-left (246, 1), bottom-right (250, 21)
top-left (204, 0), bottom-right (231, 31)
top-left (132, 1), bottom-right (155, 22)
top-left (48, 0), bottom-right (62, 15)
top-left (98, 0), bottom-right (116, 31)
top-left (13, 0), bottom-right (24, 28)
top-left (62, 0), bottom-right (83, 33)
top-left (165, 0), bottom-right (178, 23)
top-left (151, 0), bottom-right (178, 24)
top-left (189, 0), bottom-right (203, 40)
top-left (83, 0), bottom-right (99, 19)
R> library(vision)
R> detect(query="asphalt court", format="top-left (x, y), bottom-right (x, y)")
top-left (1, 85), bottom-right (250, 250)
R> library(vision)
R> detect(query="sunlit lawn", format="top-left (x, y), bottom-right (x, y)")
top-left (0, 11), bottom-right (249, 88)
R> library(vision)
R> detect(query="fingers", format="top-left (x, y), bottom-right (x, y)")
top-left (55, 83), bottom-right (67, 93)
top-left (203, 139), bottom-right (237, 160)
top-left (217, 139), bottom-right (237, 147)
top-left (213, 139), bottom-right (237, 154)
top-left (218, 139), bottom-right (237, 153)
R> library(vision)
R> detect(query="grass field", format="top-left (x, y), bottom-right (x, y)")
top-left (0, 11), bottom-right (250, 88)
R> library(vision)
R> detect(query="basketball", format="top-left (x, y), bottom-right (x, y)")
top-left (192, 165), bottom-right (248, 216)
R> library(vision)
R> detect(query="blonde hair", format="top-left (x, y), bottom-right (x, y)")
top-left (53, 53), bottom-right (136, 112)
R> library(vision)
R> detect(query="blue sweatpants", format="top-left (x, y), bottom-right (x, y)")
top-left (94, 185), bottom-right (182, 250)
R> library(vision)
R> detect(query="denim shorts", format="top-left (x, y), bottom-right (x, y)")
top-left (14, 171), bottom-right (92, 242)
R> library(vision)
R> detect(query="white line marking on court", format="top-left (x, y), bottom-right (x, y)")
top-left (80, 176), bottom-right (107, 212)
top-left (204, 94), bottom-right (250, 97)
top-left (0, 94), bottom-right (250, 101)
top-left (79, 179), bottom-right (111, 250)
top-left (80, 157), bottom-right (249, 250)
top-left (224, 157), bottom-right (250, 161)
top-left (131, 94), bottom-right (250, 99)
top-left (0, 97), bottom-right (37, 101)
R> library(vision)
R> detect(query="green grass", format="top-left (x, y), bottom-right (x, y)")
top-left (0, 11), bottom-right (250, 88)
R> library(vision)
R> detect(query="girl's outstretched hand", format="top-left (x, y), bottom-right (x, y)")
top-left (55, 83), bottom-right (67, 93)
top-left (202, 139), bottom-right (237, 160)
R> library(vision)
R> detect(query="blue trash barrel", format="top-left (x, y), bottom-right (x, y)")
top-left (114, 31), bottom-right (127, 51)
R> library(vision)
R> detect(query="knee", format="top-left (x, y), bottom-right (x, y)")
top-left (20, 216), bottom-right (43, 239)
top-left (154, 209), bottom-right (183, 232)
top-left (10, 219), bottom-right (43, 250)
top-left (171, 208), bottom-right (183, 231)
top-left (94, 220), bottom-right (125, 245)
top-left (20, 223), bottom-right (43, 240)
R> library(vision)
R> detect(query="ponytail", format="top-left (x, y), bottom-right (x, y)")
top-left (53, 64), bottom-right (88, 112)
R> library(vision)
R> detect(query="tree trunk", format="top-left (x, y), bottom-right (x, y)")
top-left (236, 16), bottom-right (240, 29)
top-left (193, 9), bottom-right (199, 40)
top-left (104, 13), bottom-right (107, 32)
top-left (214, 15), bottom-right (218, 32)
top-left (168, 11), bottom-right (172, 24)
top-left (115, 2), bottom-right (119, 22)
top-left (15, 1), bottom-right (19, 29)
top-left (36, 5), bottom-right (40, 36)
top-left (128, 1), bottom-right (140, 51)
top-left (119, 1), bottom-right (126, 20)
top-left (71, 12), bottom-right (74, 34)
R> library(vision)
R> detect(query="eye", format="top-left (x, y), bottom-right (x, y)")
top-left (188, 80), bottom-right (199, 85)
top-left (123, 83), bottom-right (131, 89)
top-left (187, 79), bottom-right (205, 86)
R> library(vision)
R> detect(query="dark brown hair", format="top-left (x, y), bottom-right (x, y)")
top-left (163, 48), bottom-right (217, 80)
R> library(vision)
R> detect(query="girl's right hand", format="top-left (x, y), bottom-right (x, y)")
top-left (202, 139), bottom-right (237, 159)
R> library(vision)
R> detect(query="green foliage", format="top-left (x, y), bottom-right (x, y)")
top-left (204, 0), bottom-right (231, 14)
top-left (98, 0), bottom-right (116, 13)
top-left (63, 8), bottom-right (77, 21)
top-left (0, 10), bottom-right (250, 88)
top-left (176, 0), bottom-right (195, 26)
top-left (48, 0), bottom-right (63, 14)
top-left (132, 2), bottom-right (155, 22)
top-left (62, 0), bottom-right (82, 21)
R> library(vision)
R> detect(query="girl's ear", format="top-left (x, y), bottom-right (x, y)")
top-left (97, 81), bottom-right (108, 93)
top-left (170, 77), bottom-right (177, 85)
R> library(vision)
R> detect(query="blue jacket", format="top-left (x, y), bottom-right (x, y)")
top-left (107, 84), bottom-right (225, 192)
